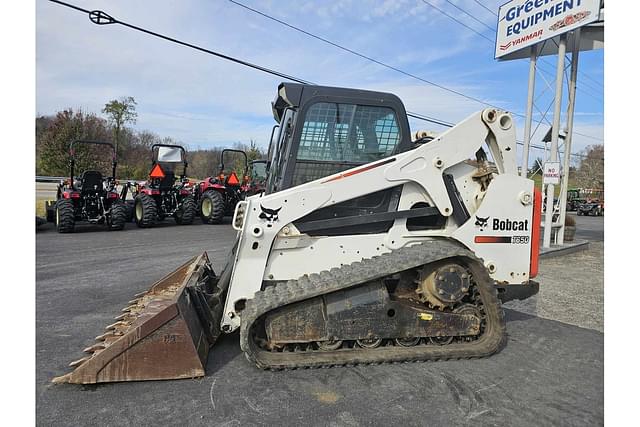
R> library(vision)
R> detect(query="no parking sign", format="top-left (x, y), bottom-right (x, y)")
top-left (543, 162), bottom-right (561, 184)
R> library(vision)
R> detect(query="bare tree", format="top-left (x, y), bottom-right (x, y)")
top-left (575, 144), bottom-right (604, 190)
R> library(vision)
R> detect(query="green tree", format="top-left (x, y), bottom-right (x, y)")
top-left (102, 96), bottom-right (137, 157)
top-left (37, 109), bottom-right (111, 176)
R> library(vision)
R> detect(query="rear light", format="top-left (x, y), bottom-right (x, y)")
top-left (529, 189), bottom-right (542, 278)
top-left (180, 189), bottom-right (191, 195)
top-left (150, 189), bottom-right (160, 195)
top-left (232, 201), bottom-right (248, 231)
top-left (107, 192), bottom-right (118, 200)
top-left (243, 175), bottom-right (250, 183)
top-left (218, 174), bottom-right (225, 181)
top-left (63, 191), bottom-right (80, 199)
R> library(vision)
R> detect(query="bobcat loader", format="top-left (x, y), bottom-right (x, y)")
top-left (53, 83), bottom-right (541, 384)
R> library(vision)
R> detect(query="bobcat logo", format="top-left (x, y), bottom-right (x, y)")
top-left (475, 215), bottom-right (489, 231)
top-left (259, 205), bottom-right (281, 223)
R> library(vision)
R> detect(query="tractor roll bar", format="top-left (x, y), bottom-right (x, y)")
top-left (151, 144), bottom-right (188, 178)
top-left (220, 149), bottom-right (248, 176)
top-left (69, 140), bottom-right (117, 188)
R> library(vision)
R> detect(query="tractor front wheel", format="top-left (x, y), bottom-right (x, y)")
top-left (134, 193), bottom-right (158, 228)
top-left (108, 201), bottom-right (128, 231)
top-left (200, 190), bottom-right (225, 224)
top-left (175, 196), bottom-right (197, 225)
top-left (55, 199), bottom-right (75, 233)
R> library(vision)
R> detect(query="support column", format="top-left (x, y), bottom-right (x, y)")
top-left (521, 46), bottom-right (538, 177)
top-left (557, 29), bottom-right (581, 244)
top-left (542, 34), bottom-right (567, 248)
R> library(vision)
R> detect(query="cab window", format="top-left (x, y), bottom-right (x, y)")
top-left (297, 102), bottom-right (401, 163)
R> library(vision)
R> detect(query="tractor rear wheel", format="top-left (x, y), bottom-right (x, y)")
top-left (200, 190), bottom-right (224, 224)
top-left (175, 196), bottom-right (197, 225)
top-left (55, 199), bottom-right (75, 233)
top-left (108, 201), bottom-right (127, 231)
top-left (134, 193), bottom-right (158, 228)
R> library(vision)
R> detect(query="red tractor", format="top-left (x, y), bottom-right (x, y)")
top-left (195, 149), bottom-right (250, 224)
top-left (128, 144), bottom-right (197, 228)
top-left (45, 140), bottom-right (127, 233)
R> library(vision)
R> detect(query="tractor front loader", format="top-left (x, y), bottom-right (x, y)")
top-left (53, 84), bottom-right (540, 384)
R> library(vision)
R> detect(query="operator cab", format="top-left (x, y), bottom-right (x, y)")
top-left (265, 83), bottom-right (413, 194)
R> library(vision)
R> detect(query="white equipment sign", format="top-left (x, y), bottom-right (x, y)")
top-left (495, 0), bottom-right (600, 59)
top-left (543, 161), bottom-right (561, 184)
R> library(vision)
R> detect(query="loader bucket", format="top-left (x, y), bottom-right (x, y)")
top-left (52, 252), bottom-right (225, 384)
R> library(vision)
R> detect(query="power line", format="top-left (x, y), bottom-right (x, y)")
top-left (48, 0), bottom-right (602, 152)
top-left (472, 0), bottom-right (499, 17)
top-left (229, 0), bottom-right (603, 142)
top-left (465, 0), bottom-right (605, 91)
top-left (47, 0), bottom-right (312, 85)
top-left (414, 0), bottom-right (603, 141)
top-left (442, 0), bottom-right (495, 32)
top-left (425, 0), bottom-right (605, 98)
top-left (228, 0), bottom-right (497, 109)
top-left (420, 0), bottom-right (494, 43)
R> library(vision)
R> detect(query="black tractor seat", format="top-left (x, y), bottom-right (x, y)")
top-left (78, 170), bottom-right (104, 193)
top-left (158, 171), bottom-right (176, 191)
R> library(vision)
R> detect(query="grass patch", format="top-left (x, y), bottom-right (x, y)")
top-left (529, 174), bottom-right (578, 197)
top-left (35, 199), bottom-right (47, 217)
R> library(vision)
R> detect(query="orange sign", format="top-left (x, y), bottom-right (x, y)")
top-left (150, 164), bottom-right (165, 179)
top-left (227, 172), bottom-right (240, 186)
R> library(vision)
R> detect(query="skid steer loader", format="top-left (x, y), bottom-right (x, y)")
top-left (53, 83), bottom-right (541, 384)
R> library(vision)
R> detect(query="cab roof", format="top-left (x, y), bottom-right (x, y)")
top-left (271, 83), bottom-right (407, 123)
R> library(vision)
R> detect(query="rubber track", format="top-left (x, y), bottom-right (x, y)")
top-left (240, 239), bottom-right (506, 369)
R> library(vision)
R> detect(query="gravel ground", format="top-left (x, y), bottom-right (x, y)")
top-left (505, 241), bottom-right (604, 332)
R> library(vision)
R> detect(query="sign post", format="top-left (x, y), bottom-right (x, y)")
top-left (557, 27), bottom-right (582, 244)
top-left (521, 45), bottom-right (537, 178)
top-left (542, 34), bottom-right (566, 248)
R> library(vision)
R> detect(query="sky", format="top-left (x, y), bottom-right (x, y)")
top-left (36, 0), bottom-right (604, 164)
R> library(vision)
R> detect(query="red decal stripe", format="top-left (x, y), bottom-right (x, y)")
top-left (322, 158), bottom-right (396, 183)
top-left (474, 236), bottom-right (511, 244)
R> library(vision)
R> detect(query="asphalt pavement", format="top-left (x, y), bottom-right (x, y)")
top-left (36, 215), bottom-right (604, 426)
top-left (571, 211), bottom-right (604, 242)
